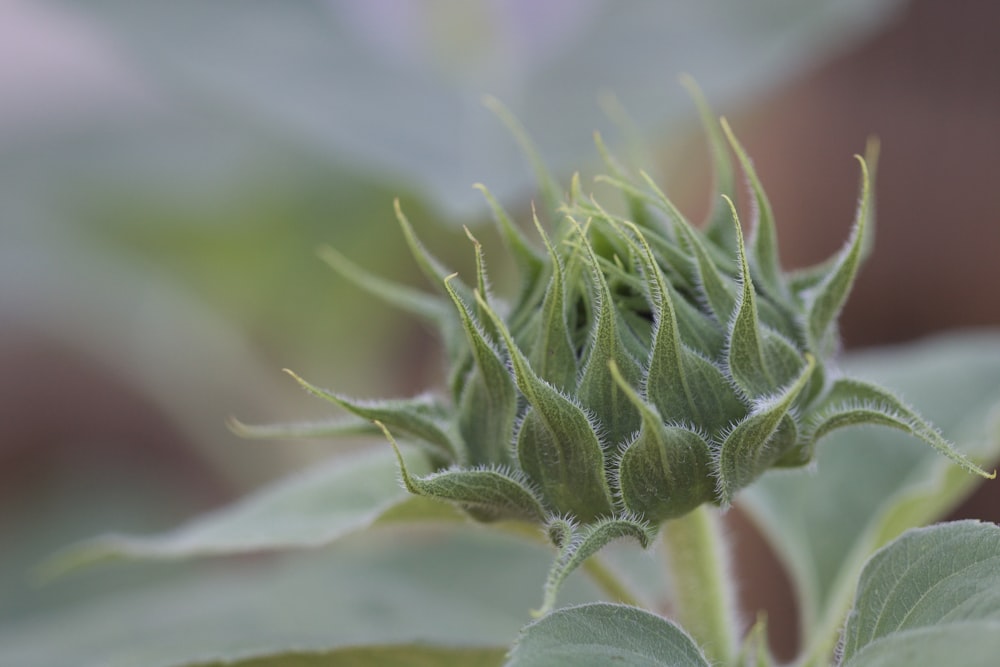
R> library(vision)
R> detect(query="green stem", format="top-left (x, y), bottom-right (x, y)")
top-left (582, 555), bottom-right (643, 608)
top-left (661, 505), bottom-right (739, 665)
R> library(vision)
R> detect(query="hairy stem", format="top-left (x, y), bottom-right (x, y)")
top-left (661, 505), bottom-right (739, 665)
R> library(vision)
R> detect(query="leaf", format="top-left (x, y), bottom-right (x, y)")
top-left (193, 645), bottom-right (507, 667)
top-left (716, 354), bottom-right (815, 505)
top-left (808, 377), bottom-right (994, 480)
top-left (478, 292), bottom-right (614, 522)
top-left (802, 155), bottom-right (872, 354)
top-left (840, 521), bottom-right (1000, 667)
top-left (444, 273), bottom-right (517, 466)
top-left (63, 1), bottom-right (908, 218)
top-left (7, 527), bottom-right (604, 667)
top-left (536, 517), bottom-right (654, 616)
top-left (739, 333), bottom-right (1000, 662)
top-left (284, 370), bottom-right (458, 464)
top-left (381, 421), bottom-right (545, 523)
top-left (45, 445), bottom-right (452, 573)
top-left (505, 602), bottom-right (710, 667)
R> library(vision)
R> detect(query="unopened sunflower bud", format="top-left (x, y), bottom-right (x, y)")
top-left (285, 100), bottom-right (994, 611)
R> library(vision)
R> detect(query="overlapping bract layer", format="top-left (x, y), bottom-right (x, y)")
top-left (288, 111), bottom-right (993, 610)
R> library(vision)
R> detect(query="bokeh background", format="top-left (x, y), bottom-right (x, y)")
top-left (2, 1), bottom-right (998, 659)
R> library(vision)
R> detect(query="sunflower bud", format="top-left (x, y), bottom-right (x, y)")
top-left (289, 101), bottom-right (993, 611)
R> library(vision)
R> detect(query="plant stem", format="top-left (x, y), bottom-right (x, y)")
top-left (582, 555), bottom-right (643, 608)
top-left (660, 505), bottom-right (739, 666)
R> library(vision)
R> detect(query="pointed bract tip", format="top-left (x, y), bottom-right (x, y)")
top-left (463, 225), bottom-right (480, 246)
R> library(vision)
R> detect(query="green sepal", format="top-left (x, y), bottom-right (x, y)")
top-left (571, 219), bottom-right (643, 447)
top-left (474, 183), bottom-right (546, 301)
top-left (721, 118), bottom-right (786, 302)
top-left (725, 198), bottom-right (804, 397)
top-left (809, 377), bottom-right (996, 479)
top-left (716, 354), bottom-right (816, 505)
top-left (802, 155), bottom-right (872, 355)
top-left (379, 422), bottom-right (546, 523)
top-left (226, 415), bottom-right (378, 440)
top-left (317, 245), bottom-right (449, 325)
top-left (670, 207), bottom-right (739, 324)
top-left (593, 131), bottom-right (658, 233)
top-left (394, 199), bottom-right (474, 304)
top-left (536, 515), bottom-right (655, 616)
top-left (483, 95), bottom-right (561, 217)
top-left (461, 227), bottom-right (500, 340)
top-left (610, 359), bottom-right (716, 521)
top-left (284, 370), bottom-right (458, 466)
top-left (477, 292), bottom-right (615, 522)
top-left (680, 75), bottom-right (739, 255)
top-left (443, 274), bottom-right (516, 466)
top-left (620, 220), bottom-right (742, 434)
top-left (523, 212), bottom-right (578, 393)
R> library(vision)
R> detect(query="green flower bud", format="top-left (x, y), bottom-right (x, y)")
top-left (285, 96), bottom-right (994, 612)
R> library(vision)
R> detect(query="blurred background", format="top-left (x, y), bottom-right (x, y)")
top-left (2, 0), bottom-right (998, 659)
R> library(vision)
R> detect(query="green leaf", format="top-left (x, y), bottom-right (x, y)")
top-left (716, 354), bottom-right (815, 505)
top-left (721, 118), bottom-right (785, 301)
top-left (192, 644), bottom-right (507, 667)
top-left (840, 521), bottom-right (1000, 667)
top-left (444, 273), bottom-right (517, 466)
top-left (572, 219), bottom-right (643, 447)
top-left (537, 517), bottom-right (654, 616)
top-left (478, 292), bottom-right (614, 522)
top-left (63, 1), bottom-right (907, 218)
top-left (809, 377), bottom-right (995, 480)
top-left (381, 422), bottom-right (545, 523)
top-left (505, 602), bottom-right (710, 667)
top-left (9, 527), bottom-right (604, 667)
top-left (194, 645), bottom-right (507, 667)
top-left (284, 370), bottom-right (458, 464)
top-left (803, 155), bottom-right (872, 354)
top-left (739, 333), bottom-right (1000, 663)
top-left (44, 446), bottom-right (450, 573)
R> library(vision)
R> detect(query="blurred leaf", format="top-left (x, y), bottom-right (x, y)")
top-left (505, 602), bottom-right (710, 667)
top-left (739, 332), bottom-right (1000, 657)
top-left (0, 526), bottom-right (603, 667)
top-left (194, 646), bottom-right (506, 667)
top-left (840, 521), bottom-right (1000, 667)
top-left (58, 0), bottom-right (907, 217)
top-left (47, 445), bottom-right (461, 572)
